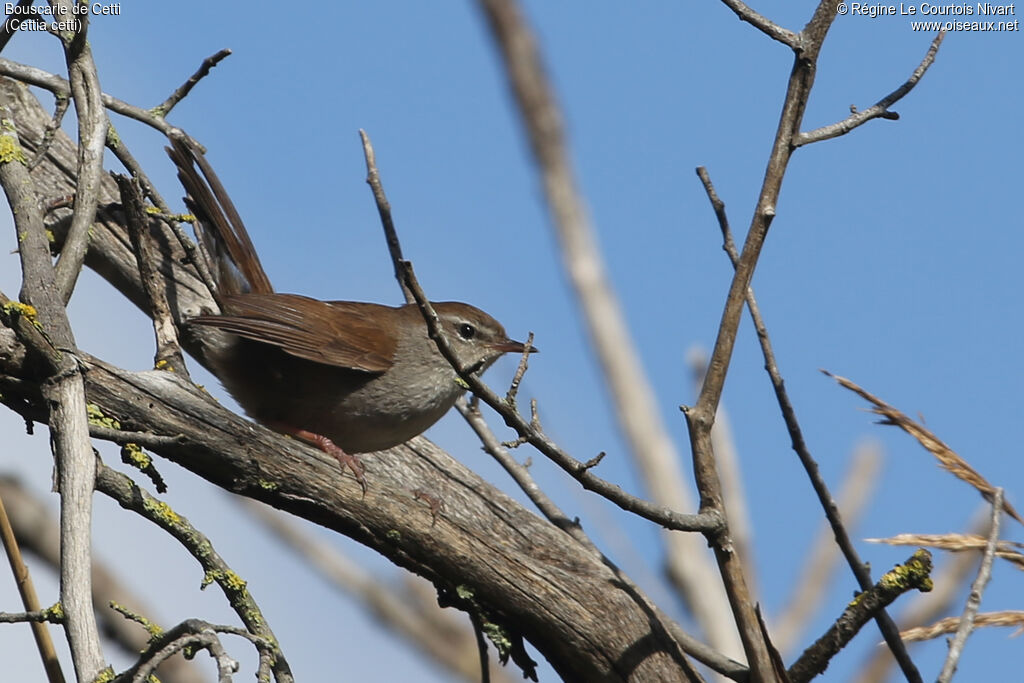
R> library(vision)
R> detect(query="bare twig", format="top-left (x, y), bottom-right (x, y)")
top-left (458, 396), bottom-right (742, 680)
top-left (717, 0), bottom-right (799, 47)
top-left (0, 58), bottom-right (197, 145)
top-left (359, 129), bottom-right (414, 304)
top-left (688, 350), bottom-right (756, 593)
top-left (0, 0), bottom-right (33, 52)
top-left (937, 488), bottom-right (1003, 682)
top-left (797, 32), bottom-right (946, 146)
top-left (456, 396), bottom-right (591, 543)
top-left (504, 332), bottom-right (534, 404)
top-left (114, 173), bottom-right (190, 376)
top-left (0, 608), bottom-right (64, 624)
top-left (0, 488), bottom-right (65, 683)
top-left (50, 3), bottom-right (110, 303)
top-left (154, 48), bottom-right (232, 117)
top-left (27, 94), bottom-right (70, 172)
top-left (112, 619), bottom-right (277, 683)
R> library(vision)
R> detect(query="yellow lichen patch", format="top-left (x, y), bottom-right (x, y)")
top-left (91, 666), bottom-right (116, 683)
top-left (203, 569), bottom-right (248, 593)
top-left (483, 621), bottom-right (513, 656)
top-left (142, 497), bottom-right (182, 527)
top-left (87, 403), bottom-right (121, 430)
top-left (0, 132), bottom-right (26, 164)
top-left (44, 602), bottom-right (65, 622)
top-left (121, 443), bottom-right (151, 469)
top-left (109, 601), bottom-right (163, 638)
top-left (221, 570), bottom-right (248, 592)
top-left (2, 301), bottom-right (37, 321)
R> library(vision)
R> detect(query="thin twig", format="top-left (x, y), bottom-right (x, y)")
top-left (797, 32), bottom-right (946, 146)
top-left (682, 3), bottom-right (846, 671)
top-left (0, 0), bottom-right (34, 53)
top-left (456, 400), bottom-right (736, 680)
top-left (854, 511), bottom-right (987, 683)
top-left (27, 94), bottom-right (70, 172)
top-left (937, 488), bottom-right (1003, 682)
top-left (0, 608), bottom-right (64, 624)
top-left (504, 332), bottom-right (534, 405)
top-left (455, 396), bottom-right (592, 546)
top-left (358, 130), bottom-right (717, 535)
top-left (717, 0), bottom-right (799, 47)
top-left (154, 48), bottom-right (232, 117)
top-left (0, 476), bottom-right (209, 683)
top-left (114, 173), bottom-right (190, 376)
top-left (104, 130), bottom-right (218, 299)
top-left (51, 4), bottom-right (111, 303)
top-left (359, 129), bottom-right (413, 303)
top-left (0, 57), bottom-right (200, 147)
top-left (113, 619), bottom-right (277, 683)
top-left (0, 489), bottom-right (65, 683)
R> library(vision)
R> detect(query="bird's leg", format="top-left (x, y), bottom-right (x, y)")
top-left (272, 423), bottom-right (367, 494)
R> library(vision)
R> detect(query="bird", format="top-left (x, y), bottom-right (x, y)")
top-left (166, 138), bottom-right (532, 489)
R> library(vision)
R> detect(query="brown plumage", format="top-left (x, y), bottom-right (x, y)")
top-left (167, 139), bottom-right (530, 483)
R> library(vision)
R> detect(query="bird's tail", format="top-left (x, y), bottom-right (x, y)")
top-left (166, 137), bottom-right (274, 299)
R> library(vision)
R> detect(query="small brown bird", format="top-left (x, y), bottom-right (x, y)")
top-left (167, 139), bottom-right (532, 488)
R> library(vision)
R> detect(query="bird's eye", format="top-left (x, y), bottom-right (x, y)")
top-left (457, 323), bottom-right (477, 340)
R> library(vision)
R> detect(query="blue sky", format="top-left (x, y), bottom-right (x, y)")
top-left (1, 2), bottom-right (1022, 681)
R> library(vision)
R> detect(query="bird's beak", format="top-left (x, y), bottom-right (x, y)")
top-left (493, 339), bottom-right (539, 354)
